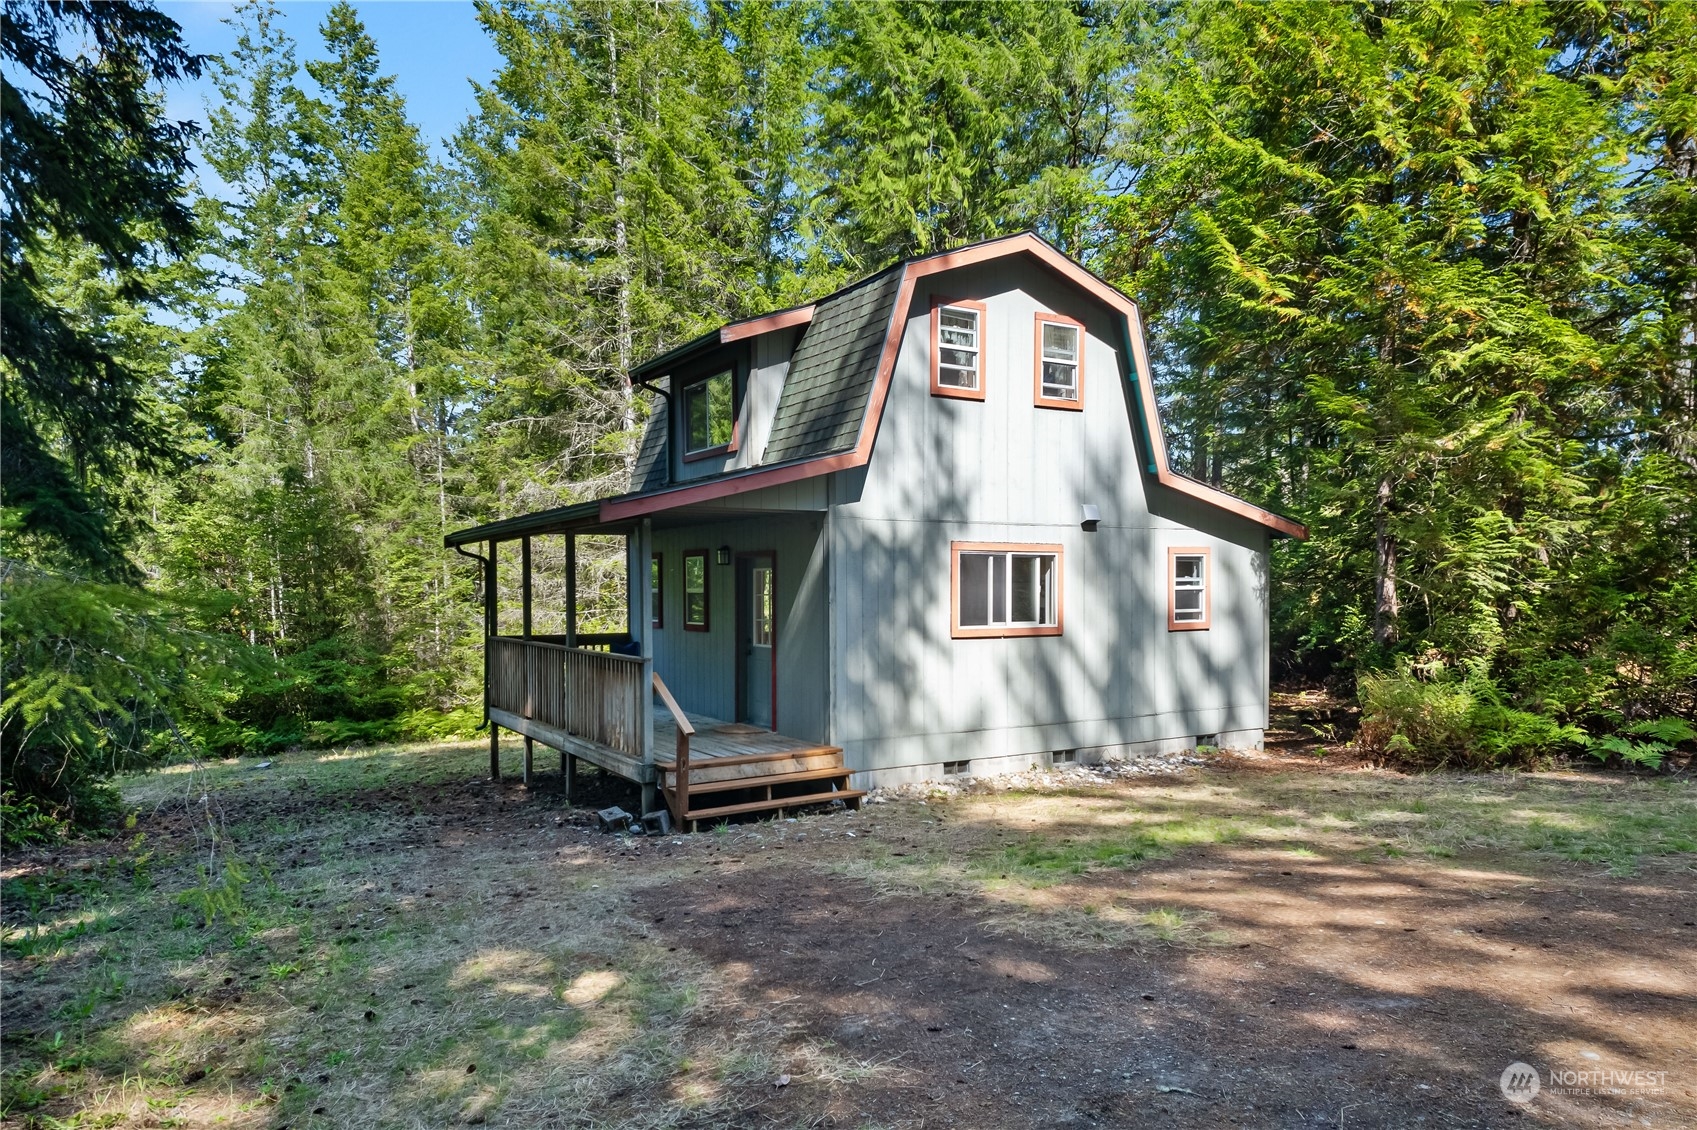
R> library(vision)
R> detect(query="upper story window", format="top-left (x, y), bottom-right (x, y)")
top-left (932, 297), bottom-right (987, 400)
top-left (1168, 547), bottom-right (1211, 630)
top-left (683, 369), bottom-right (736, 456)
top-left (1034, 312), bottom-right (1084, 410)
top-left (951, 542), bottom-right (1063, 639)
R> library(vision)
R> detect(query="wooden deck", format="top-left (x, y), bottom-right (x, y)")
top-left (654, 707), bottom-right (832, 763)
top-left (484, 636), bottom-right (863, 828)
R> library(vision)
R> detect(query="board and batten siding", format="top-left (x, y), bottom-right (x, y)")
top-left (825, 259), bottom-right (1271, 783)
top-left (647, 514), bottom-right (830, 745)
top-left (669, 327), bottom-right (801, 484)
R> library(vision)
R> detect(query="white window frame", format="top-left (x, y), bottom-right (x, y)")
top-left (1168, 547), bottom-right (1211, 631)
top-left (932, 297), bottom-right (987, 400)
top-left (951, 542), bottom-right (1064, 639)
top-left (1033, 312), bottom-right (1084, 410)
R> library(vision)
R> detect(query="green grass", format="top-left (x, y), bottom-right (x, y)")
top-left (5, 739), bottom-right (1693, 1126)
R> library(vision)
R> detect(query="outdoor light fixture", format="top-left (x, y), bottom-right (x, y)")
top-left (716, 545), bottom-right (732, 566)
top-left (1080, 504), bottom-right (1101, 531)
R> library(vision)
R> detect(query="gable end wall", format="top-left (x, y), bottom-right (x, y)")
top-left (825, 259), bottom-right (1271, 785)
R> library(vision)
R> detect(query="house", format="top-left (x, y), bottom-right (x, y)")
top-left (445, 232), bottom-right (1305, 829)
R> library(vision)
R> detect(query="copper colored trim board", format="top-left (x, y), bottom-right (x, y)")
top-left (1032, 310), bottom-right (1085, 411)
top-left (949, 541), bottom-right (1065, 639)
top-left (719, 304), bottom-right (815, 342)
top-left (602, 233), bottom-right (1306, 538)
top-left (930, 295), bottom-right (988, 401)
top-left (1167, 546), bottom-right (1212, 632)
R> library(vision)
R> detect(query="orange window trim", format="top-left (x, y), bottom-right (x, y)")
top-left (930, 296), bottom-right (988, 401)
top-left (1033, 311), bottom-right (1085, 411)
top-left (1167, 546), bottom-right (1212, 631)
top-left (950, 540), bottom-right (1065, 639)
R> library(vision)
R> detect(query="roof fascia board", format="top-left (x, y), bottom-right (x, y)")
top-left (631, 305), bottom-right (818, 380)
top-left (719, 304), bottom-right (815, 343)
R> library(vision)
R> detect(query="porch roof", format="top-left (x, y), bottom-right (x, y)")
top-left (442, 500), bottom-right (619, 547)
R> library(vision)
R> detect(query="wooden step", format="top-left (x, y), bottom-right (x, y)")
top-left (664, 765), bottom-right (853, 798)
top-left (654, 744), bottom-right (842, 772)
top-left (658, 747), bottom-right (843, 786)
top-left (683, 788), bottom-right (868, 825)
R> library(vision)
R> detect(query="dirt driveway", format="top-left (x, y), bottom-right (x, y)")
top-left (3, 741), bottom-right (1694, 1129)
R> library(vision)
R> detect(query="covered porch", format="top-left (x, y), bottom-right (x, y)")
top-left (447, 500), bottom-right (861, 829)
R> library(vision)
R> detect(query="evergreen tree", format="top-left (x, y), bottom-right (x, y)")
top-left (2, 0), bottom-right (203, 571)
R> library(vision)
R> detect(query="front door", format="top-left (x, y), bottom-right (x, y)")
top-left (736, 553), bottom-right (776, 730)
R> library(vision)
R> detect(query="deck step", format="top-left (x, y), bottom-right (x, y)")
top-left (683, 788), bottom-right (868, 824)
top-left (654, 744), bottom-right (843, 772)
top-left (658, 747), bottom-right (844, 786)
top-left (665, 765), bottom-right (853, 798)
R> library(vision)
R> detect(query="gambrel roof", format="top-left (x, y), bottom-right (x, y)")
top-left (447, 233), bottom-right (1305, 547)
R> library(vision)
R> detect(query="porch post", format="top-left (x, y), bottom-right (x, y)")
top-left (487, 539), bottom-right (500, 782)
top-left (520, 536), bottom-right (533, 785)
top-left (521, 536), bottom-right (532, 638)
top-left (565, 533), bottom-right (578, 648)
top-left (634, 520), bottom-right (658, 816)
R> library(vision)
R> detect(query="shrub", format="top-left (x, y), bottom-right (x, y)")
top-left (1357, 660), bottom-right (1583, 770)
top-left (1, 562), bottom-right (252, 838)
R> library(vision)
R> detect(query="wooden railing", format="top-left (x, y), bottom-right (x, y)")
top-left (652, 671), bottom-right (695, 826)
top-left (487, 636), bottom-right (648, 763)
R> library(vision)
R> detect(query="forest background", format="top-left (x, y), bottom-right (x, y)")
top-left (4, 0), bottom-right (1693, 836)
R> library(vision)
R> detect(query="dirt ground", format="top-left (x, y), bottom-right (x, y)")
top-left (3, 737), bottom-right (1694, 1129)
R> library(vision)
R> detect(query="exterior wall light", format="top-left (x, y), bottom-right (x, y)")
top-left (715, 545), bottom-right (732, 566)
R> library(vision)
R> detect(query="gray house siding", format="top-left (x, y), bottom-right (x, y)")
top-left (648, 514), bottom-right (831, 745)
top-left (825, 259), bottom-right (1270, 784)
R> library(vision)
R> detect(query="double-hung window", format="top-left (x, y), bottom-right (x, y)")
top-left (683, 550), bottom-right (709, 630)
top-left (682, 369), bottom-right (735, 456)
top-left (1168, 547), bottom-right (1211, 630)
top-left (650, 554), bottom-right (664, 628)
top-left (1033, 312), bottom-right (1084, 409)
top-left (932, 298), bottom-right (987, 399)
top-left (951, 542), bottom-right (1063, 638)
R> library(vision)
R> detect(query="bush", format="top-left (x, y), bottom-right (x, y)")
top-left (1357, 659), bottom-right (1584, 770)
top-left (1, 561), bottom-right (252, 837)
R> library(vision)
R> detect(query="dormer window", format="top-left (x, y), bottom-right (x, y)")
top-left (683, 369), bottom-right (736, 457)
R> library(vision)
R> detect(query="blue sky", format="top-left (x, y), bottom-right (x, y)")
top-left (158, 1), bottom-right (504, 166)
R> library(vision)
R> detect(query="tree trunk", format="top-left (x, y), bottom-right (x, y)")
top-left (609, 21), bottom-right (636, 484)
top-left (1373, 473), bottom-right (1400, 647)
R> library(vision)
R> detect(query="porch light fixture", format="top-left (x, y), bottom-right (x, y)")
top-left (716, 545), bottom-right (732, 566)
top-left (1080, 504), bottom-right (1101, 532)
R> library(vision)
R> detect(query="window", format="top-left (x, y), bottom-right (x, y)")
top-left (951, 542), bottom-right (1063, 638)
top-left (1168, 547), bottom-right (1211, 630)
top-left (650, 554), bottom-right (663, 629)
top-left (751, 565), bottom-right (773, 648)
top-left (931, 297), bottom-right (987, 400)
top-left (682, 369), bottom-right (735, 455)
top-left (1033, 312), bottom-right (1084, 410)
top-left (683, 550), bottom-right (709, 630)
